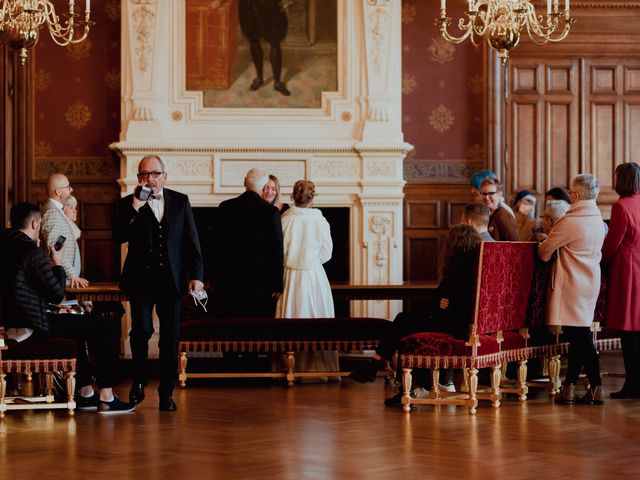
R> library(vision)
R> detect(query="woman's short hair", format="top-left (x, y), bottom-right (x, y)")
top-left (291, 180), bottom-right (315, 207)
top-left (63, 195), bottom-right (78, 207)
top-left (480, 176), bottom-right (503, 192)
top-left (614, 162), bottom-right (640, 197)
top-left (268, 174), bottom-right (281, 204)
top-left (571, 174), bottom-right (600, 200)
top-left (544, 200), bottom-right (570, 224)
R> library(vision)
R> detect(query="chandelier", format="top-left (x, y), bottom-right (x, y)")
top-left (0, 0), bottom-right (92, 65)
top-left (437, 0), bottom-right (575, 64)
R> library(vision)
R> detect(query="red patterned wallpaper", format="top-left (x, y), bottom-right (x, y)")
top-left (33, 1), bottom-right (121, 164)
top-left (401, 0), bottom-right (486, 183)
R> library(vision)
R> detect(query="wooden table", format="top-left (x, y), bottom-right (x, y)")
top-left (68, 282), bottom-right (438, 303)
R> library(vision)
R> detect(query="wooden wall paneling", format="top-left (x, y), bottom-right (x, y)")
top-left (510, 99), bottom-right (540, 193)
top-left (1, 46), bottom-right (7, 227)
top-left (405, 199), bottom-right (440, 229)
top-left (12, 51), bottom-right (33, 206)
top-left (404, 232), bottom-right (442, 282)
top-left (625, 101), bottom-right (640, 165)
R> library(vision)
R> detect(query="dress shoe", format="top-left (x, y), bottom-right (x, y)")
top-left (610, 386), bottom-right (640, 399)
top-left (249, 78), bottom-right (264, 91)
top-left (576, 385), bottom-right (605, 405)
top-left (159, 396), bottom-right (177, 412)
top-left (274, 81), bottom-right (291, 96)
top-left (129, 382), bottom-right (146, 405)
top-left (555, 383), bottom-right (575, 404)
top-left (384, 389), bottom-right (416, 408)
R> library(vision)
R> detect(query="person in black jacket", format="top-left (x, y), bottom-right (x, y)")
top-left (115, 155), bottom-right (204, 412)
top-left (0, 203), bottom-right (133, 414)
top-left (212, 167), bottom-right (284, 318)
top-left (349, 224), bottom-right (482, 403)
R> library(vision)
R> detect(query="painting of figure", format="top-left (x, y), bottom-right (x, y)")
top-left (186, 0), bottom-right (338, 108)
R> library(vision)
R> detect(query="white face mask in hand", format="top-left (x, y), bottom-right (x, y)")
top-left (191, 290), bottom-right (208, 312)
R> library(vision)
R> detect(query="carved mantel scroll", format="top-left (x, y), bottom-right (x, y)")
top-left (113, 0), bottom-right (410, 319)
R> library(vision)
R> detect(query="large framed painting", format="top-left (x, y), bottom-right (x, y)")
top-left (186, 0), bottom-right (338, 108)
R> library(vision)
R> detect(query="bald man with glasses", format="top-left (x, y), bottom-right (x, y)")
top-left (115, 155), bottom-right (204, 411)
top-left (40, 173), bottom-right (89, 288)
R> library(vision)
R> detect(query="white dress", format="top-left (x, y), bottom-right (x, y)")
top-left (276, 206), bottom-right (338, 376)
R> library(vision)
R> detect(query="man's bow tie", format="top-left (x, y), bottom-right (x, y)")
top-left (150, 193), bottom-right (162, 200)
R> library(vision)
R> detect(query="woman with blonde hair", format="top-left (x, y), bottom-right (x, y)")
top-left (276, 180), bottom-right (337, 377)
top-left (262, 174), bottom-right (289, 213)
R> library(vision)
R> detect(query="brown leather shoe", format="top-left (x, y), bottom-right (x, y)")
top-left (577, 385), bottom-right (605, 405)
top-left (555, 383), bottom-right (576, 404)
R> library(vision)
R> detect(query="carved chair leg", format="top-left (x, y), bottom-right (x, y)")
top-left (286, 351), bottom-right (295, 387)
top-left (548, 355), bottom-right (561, 396)
top-left (25, 370), bottom-right (32, 382)
top-left (517, 360), bottom-right (529, 401)
top-left (0, 372), bottom-right (6, 418)
top-left (401, 368), bottom-right (413, 413)
top-left (179, 352), bottom-right (188, 388)
top-left (430, 368), bottom-right (440, 399)
top-left (66, 372), bottom-right (76, 416)
top-left (467, 367), bottom-right (479, 415)
top-left (490, 365), bottom-right (502, 408)
top-left (45, 373), bottom-right (54, 403)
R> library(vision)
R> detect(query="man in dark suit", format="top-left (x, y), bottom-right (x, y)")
top-left (213, 167), bottom-right (284, 317)
top-left (115, 155), bottom-right (204, 411)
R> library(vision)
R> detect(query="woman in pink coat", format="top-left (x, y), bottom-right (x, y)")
top-left (602, 162), bottom-right (640, 399)
top-left (538, 174), bottom-right (607, 405)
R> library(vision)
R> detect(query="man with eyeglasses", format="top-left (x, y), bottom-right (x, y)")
top-left (40, 173), bottom-right (89, 288)
top-left (479, 177), bottom-right (520, 241)
top-left (115, 154), bottom-right (204, 411)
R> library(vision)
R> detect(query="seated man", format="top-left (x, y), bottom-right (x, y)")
top-left (462, 202), bottom-right (493, 241)
top-left (0, 203), bottom-right (133, 414)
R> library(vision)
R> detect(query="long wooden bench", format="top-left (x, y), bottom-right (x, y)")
top-left (178, 317), bottom-right (391, 386)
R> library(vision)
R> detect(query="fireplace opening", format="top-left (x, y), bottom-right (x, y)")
top-left (193, 206), bottom-right (350, 315)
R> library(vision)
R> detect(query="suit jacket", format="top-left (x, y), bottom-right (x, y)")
top-left (538, 199), bottom-right (606, 327)
top-left (0, 229), bottom-right (66, 334)
top-left (212, 191), bottom-right (284, 316)
top-left (115, 188), bottom-right (204, 295)
top-left (40, 199), bottom-right (78, 282)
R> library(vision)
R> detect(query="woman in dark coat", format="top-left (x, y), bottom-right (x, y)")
top-left (349, 224), bottom-right (482, 404)
top-left (602, 162), bottom-right (640, 398)
top-left (239, 0), bottom-right (290, 96)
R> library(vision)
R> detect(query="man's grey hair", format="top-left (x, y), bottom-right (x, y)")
top-left (62, 195), bottom-right (78, 207)
top-left (244, 167), bottom-right (269, 193)
top-left (544, 200), bottom-right (570, 224)
top-left (571, 173), bottom-right (600, 200)
top-left (139, 154), bottom-right (166, 173)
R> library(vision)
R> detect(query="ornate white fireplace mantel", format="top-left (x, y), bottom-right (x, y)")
top-left (112, 0), bottom-right (412, 319)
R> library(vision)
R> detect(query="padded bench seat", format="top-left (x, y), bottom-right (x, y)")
top-left (178, 316), bottom-right (391, 386)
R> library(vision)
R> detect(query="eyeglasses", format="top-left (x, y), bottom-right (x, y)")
top-left (480, 191), bottom-right (499, 197)
top-left (137, 171), bottom-right (163, 179)
top-left (58, 185), bottom-right (72, 190)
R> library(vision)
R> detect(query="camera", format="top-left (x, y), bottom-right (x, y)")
top-left (134, 185), bottom-right (153, 201)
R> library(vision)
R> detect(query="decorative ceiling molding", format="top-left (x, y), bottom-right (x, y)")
top-left (533, 1), bottom-right (640, 7)
top-left (112, 145), bottom-right (414, 155)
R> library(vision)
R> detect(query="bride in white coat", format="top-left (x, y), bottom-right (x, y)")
top-left (276, 180), bottom-right (338, 376)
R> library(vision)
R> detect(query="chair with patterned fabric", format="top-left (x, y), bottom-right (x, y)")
top-left (398, 242), bottom-right (537, 414)
top-left (0, 325), bottom-right (77, 418)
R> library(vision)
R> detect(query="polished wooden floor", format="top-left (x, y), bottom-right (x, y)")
top-left (2, 352), bottom-right (640, 480)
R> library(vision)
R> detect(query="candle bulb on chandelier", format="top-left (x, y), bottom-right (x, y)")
top-left (547, 0), bottom-right (552, 15)
top-left (565, 0), bottom-right (570, 11)
top-left (69, 0), bottom-right (74, 13)
top-left (86, 0), bottom-right (91, 13)
top-left (441, 0), bottom-right (446, 11)
top-left (468, 0), bottom-right (473, 11)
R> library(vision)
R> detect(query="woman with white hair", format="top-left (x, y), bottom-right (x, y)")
top-left (538, 174), bottom-right (607, 405)
top-left (62, 195), bottom-right (83, 279)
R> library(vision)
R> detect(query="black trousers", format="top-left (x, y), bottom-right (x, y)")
top-left (563, 326), bottom-right (602, 386)
top-left (620, 331), bottom-right (640, 390)
top-left (47, 313), bottom-right (118, 388)
top-left (129, 291), bottom-right (182, 395)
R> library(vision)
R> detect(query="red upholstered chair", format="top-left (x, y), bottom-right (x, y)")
top-left (0, 325), bottom-right (77, 418)
top-left (398, 242), bottom-right (537, 414)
